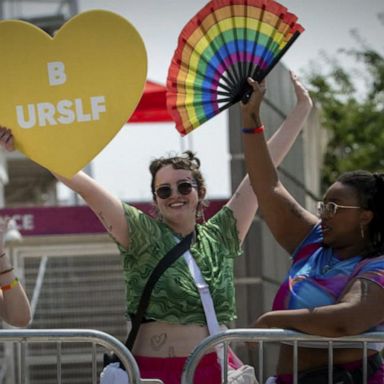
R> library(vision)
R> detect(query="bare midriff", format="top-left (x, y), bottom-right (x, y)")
top-left (129, 321), bottom-right (227, 357)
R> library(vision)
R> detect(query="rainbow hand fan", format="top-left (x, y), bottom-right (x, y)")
top-left (167, 0), bottom-right (304, 135)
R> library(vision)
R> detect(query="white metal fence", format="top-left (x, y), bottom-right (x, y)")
top-left (1, 328), bottom-right (383, 383)
top-left (181, 328), bottom-right (384, 384)
top-left (0, 329), bottom-right (164, 384)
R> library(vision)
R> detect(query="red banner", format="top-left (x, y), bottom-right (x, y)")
top-left (128, 80), bottom-right (173, 123)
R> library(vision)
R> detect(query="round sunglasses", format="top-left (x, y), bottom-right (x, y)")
top-left (155, 181), bottom-right (197, 200)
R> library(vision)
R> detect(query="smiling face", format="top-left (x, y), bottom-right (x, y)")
top-left (320, 181), bottom-right (373, 258)
top-left (153, 165), bottom-right (203, 234)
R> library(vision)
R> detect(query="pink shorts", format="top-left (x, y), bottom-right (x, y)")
top-left (135, 351), bottom-right (240, 384)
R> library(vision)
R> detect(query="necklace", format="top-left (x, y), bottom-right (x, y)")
top-left (321, 263), bottom-right (335, 274)
top-left (321, 250), bottom-right (339, 274)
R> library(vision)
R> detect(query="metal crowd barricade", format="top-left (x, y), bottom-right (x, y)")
top-left (181, 328), bottom-right (384, 384)
top-left (0, 328), bottom-right (164, 384)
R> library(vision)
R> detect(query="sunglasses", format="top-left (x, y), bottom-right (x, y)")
top-left (317, 201), bottom-right (361, 218)
top-left (155, 181), bottom-right (197, 200)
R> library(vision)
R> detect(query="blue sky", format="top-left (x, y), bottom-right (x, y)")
top-left (4, 0), bottom-right (383, 202)
top-left (87, 0), bottom-right (384, 202)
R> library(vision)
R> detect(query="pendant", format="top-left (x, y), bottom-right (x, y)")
top-left (322, 265), bottom-right (331, 274)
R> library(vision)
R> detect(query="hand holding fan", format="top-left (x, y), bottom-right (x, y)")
top-left (167, 0), bottom-right (304, 135)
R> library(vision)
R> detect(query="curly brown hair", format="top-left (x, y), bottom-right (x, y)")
top-left (149, 151), bottom-right (207, 220)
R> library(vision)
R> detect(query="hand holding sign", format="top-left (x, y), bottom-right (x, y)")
top-left (0, 10), bottom-right (147, 178)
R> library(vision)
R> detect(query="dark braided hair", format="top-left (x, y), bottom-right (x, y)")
top-left (337, 170), bottom-right (384, 258)
top-left (149, 151), bottom-right (207, 219)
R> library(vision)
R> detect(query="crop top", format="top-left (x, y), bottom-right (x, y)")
top-left (272, 223), bottom-right (384, 351)
top-left (115, 203), bottom-right (242, 325)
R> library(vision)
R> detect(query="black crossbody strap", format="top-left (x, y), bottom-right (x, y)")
top-left (125, 231), bottom-right (194, 350)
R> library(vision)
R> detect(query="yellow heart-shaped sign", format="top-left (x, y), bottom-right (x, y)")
top-left (0, 10), bottom-right (147, 178)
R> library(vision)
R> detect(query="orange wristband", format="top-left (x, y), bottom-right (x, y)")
top-left (242, 124), bottom-right (265, 134)
top-left (1, 277), bottom-right (19, 292)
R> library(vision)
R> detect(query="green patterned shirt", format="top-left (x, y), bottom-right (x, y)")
top-left (116, 203), bottom-right (241, 325)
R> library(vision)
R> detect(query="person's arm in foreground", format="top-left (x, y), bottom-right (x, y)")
top-left (228, 72), bottom-right (314, 244)
top-left (241, 74), bottom-right (317, 253)
top-left (254, 277), bottom-right (384, 337)
top-left (0, 129), bottom-right (129, 248)
top-left (0, 219), bottom-right (31, 327)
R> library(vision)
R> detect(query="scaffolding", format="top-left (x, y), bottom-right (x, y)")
top-left (0, 0), bottom-right (78, 20)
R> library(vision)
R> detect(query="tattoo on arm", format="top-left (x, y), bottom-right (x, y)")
top-left (251, 112), bottom-right (262, 126)
top-left (97, 211), bottom-right (113, 232)
top-left (361, 280), bottom-right (369, 299)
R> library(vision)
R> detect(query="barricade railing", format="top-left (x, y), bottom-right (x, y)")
top-left (181, 328), bottom-right (384, 384)
top-left (0, 328), bottom-right (164, 384)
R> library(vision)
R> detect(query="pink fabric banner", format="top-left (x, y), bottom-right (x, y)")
top-left (0, 200), bottom-right (226, 237)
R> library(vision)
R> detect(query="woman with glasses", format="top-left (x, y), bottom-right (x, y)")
top-left (0, 72), bottom-right (310, 384)
top-left (242, 75), bottom-right (384, 383)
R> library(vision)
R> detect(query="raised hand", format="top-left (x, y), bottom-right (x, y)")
top-left (240, 78), bottom-right (266, 128)
top-left (0, 126), bottom-right (15, 152)
top-left (289, 71), bottom-right (313, 108)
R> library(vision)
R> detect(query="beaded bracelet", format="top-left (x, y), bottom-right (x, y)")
top-left (242, 124), bottom-right (265, 134)
top-left (1, 277), bottom-right (19, 292)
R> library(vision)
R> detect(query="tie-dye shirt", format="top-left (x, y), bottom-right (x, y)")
top-left (116, 203), bottom-right (241, 325)
top-left (272, 223), bottom-right (384, 350)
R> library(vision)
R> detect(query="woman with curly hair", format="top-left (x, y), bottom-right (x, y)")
top-left (0, 72), bottom-right (312, 383)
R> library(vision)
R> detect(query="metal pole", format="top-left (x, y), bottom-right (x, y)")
top-left (67, 0), bottom-right (78, 16)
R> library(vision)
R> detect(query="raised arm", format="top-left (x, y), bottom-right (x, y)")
top-left (0, 219), bottom-right (31, 327)
top-left (227, 72), bottom-right (315, 245)
top-left (54, 171), bottom-right (130, 248)
top-left (242, 75), bottom-right (318, 253)
top-left (0, 128), bottom-right (130, 249)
